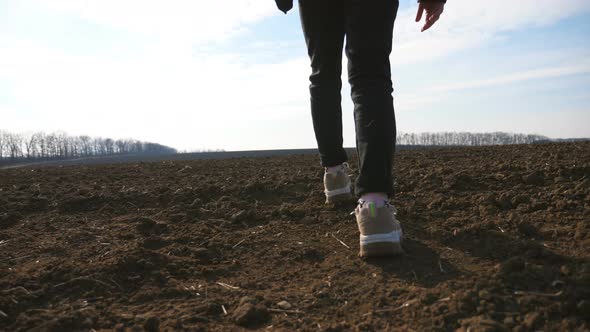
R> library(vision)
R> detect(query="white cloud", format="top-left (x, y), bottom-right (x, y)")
top-left (0, 105), bottom-right (25, 131)
top-left (431, 62), bottom-right (590, 92)
top-left (397, 107), bottom-right (590, 139)
top-left (0, 37), bottom-right (311, 150)
top-left (392, 0), bottom-right (590, 65)
top-left (23, 0), bottom-right (276, 44)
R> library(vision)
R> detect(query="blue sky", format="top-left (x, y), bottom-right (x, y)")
top-left (1, 0), bottom-right (589, 151)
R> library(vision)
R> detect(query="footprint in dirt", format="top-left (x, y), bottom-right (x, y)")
top-left (141, 236), bottom-right (170, 250)
top-left (362, 238), bottom-right (458, 287)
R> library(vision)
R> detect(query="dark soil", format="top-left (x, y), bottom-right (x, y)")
top-left (1, 142), bottom-right (589, 331)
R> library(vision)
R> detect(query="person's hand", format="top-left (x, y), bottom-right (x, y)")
top-left (415, 2), bottom-right (445, 32)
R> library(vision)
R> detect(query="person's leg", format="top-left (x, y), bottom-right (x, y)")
top-left (299, 0), bottom-right (348, 168)
top-left (344, 0), bottom-right (399, 198)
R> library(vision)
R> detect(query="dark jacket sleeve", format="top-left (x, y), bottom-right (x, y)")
top-left (275, 0), bottom-right (293, 14)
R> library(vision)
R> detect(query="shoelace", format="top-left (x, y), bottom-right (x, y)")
top-left (325, 162), bottom-right (350, 174)
top-left (387, 202), bottom-right (398, 215)
top-left (350, 200), bottom-right (397, 215)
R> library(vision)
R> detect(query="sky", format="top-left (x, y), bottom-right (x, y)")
top-left (1, 0), bottom-right (589, 151)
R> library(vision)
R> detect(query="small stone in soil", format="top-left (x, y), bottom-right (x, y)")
top-left (277, 300), bottom-right (292, 310)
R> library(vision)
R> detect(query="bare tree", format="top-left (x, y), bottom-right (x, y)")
top-left (55, 132), bottom-right (69, 158)
top-left (0, 129), bottom-right (179, 165)
top-left (67, 136), bottom-right (79, 158)
top-left (104, 138), bottom-right (114, 155)
top-left (6, 133), bottom-right (23, 159)
top-left (396, 131), bottom-right (549, 146)
top-left (115, 139), bottom-right (128, 154)
top-left (93, 137), bottom-right (104, 156)
top-left (0, 130), bottom-right (5, 160)
top-left (24, 133), bottom-right (39, 159)
top-left (32, 132), bottom-right (46, 159)
top-left (46, 133), bottom-right (58, 158)
top-left (79, 135), bottom-right (92, 156)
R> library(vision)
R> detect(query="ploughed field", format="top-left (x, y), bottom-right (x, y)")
top-left (0, 142), bottom-right (589, 332)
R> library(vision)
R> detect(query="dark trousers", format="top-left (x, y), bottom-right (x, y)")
top-left (299, 0), bottom-right (399, 197)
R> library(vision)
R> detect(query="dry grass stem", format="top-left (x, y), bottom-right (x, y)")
top-left (2, 286), bottom-right (30, 295)
top-left (268, 308), bottom-right (303, 314)
top-left (232, 238), bottom-right (246, 249)
top-left (363, 299), bottom-right (418, 316)
top-left (514, 290), bottom-right (563, 297)
top-left (331, 233), bottom-right (350, 249)
top-left (216, 282), bottom-right (240, 290)
top-left (53, 276), bottom-right (113, 289)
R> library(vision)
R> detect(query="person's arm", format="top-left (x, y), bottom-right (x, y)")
top-left (416, 0), bottom-right (446, 32)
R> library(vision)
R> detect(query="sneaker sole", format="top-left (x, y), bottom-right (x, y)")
top-left (325, 192), bottom-right (353, 205)
top-left (359, 241), bottom-right (404, 258)
top-left (359, 230), bottom-right (404, 257)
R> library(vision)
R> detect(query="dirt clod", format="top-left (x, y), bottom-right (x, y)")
top-left (560, 265), bottom-right (572, 276)
top-left (143, 316), bottom-right (160, 332)
top-left (578, 300), bottom-right (590, 319)
top-left (232, 303), bottom-right (270, 327)
top-left (524, 312), bottom-right (543, 330)
top-left (0, 142), bottom-right (588, 331)
top-left (231, 210), bottom-right (249, 223)
top-left (499, 257), bottom-right (525, 274)
top-left (517, 221), bottom-right (537, 236)
top-left (523, 171), bottom-right (545, 186)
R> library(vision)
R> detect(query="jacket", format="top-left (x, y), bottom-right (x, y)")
top-left (274, 0), bottom-right (446, 14)
top-left (275, 0), bottom-right (292, 14)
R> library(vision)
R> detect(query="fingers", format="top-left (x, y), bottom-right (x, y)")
top-left (421, 6), bottom-right (444, 32)
top-left (415, 4), bottom-right (424, 22)
top-left (421, 15), bottom-right (439, 32)
top-left (422, 12), bottom-right (441, 31)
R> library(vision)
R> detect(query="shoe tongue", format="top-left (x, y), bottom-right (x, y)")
top-left (325, 165), bottom-right (343, 174)
top-left (359, 199), bottom-right (386, 208)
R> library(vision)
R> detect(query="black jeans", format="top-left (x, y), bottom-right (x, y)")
top-left (299, 0), bottom-right (399, 197)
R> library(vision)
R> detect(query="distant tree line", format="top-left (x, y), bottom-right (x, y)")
top-left (396, 132), bottom-right (548, 146)
top-left (0, 130), bottom-right (177, 164)
top-left (178, 148), bottom-right (227, 153)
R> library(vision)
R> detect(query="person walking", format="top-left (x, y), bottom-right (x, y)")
top-left (275, 0), bottom-right (446, 257)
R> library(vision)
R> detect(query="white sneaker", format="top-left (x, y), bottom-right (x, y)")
top-left (355, 200), bottom-right (404, 257)
top-left (323, 163), bottom-right (352, 204)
